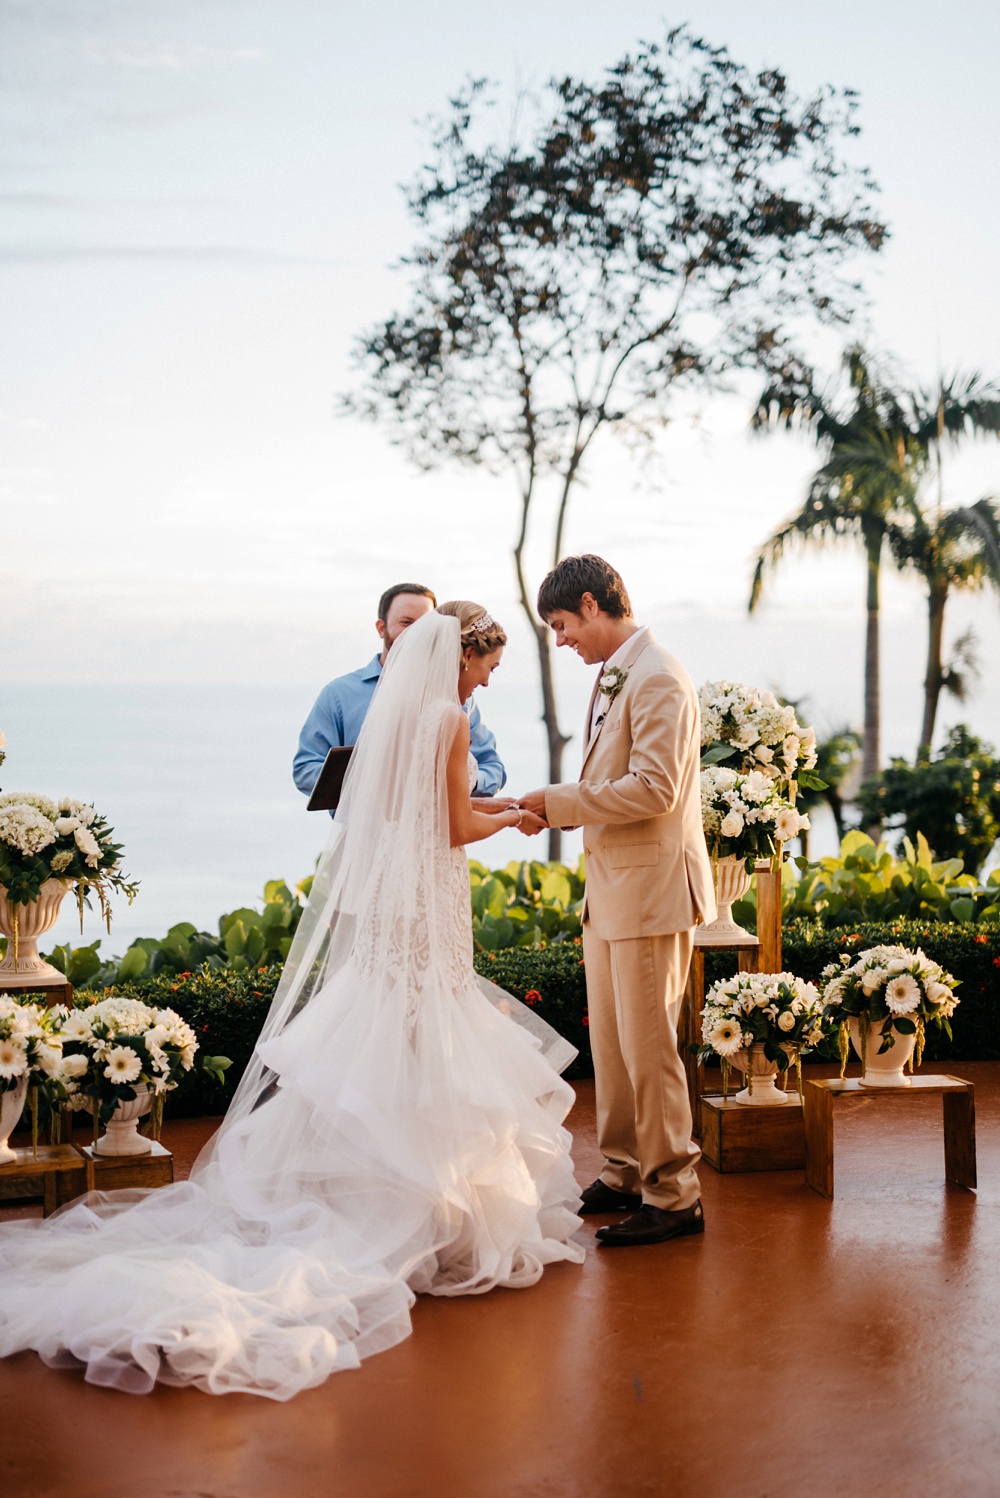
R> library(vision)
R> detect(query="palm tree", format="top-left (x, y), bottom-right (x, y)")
top-left (749, 349), bottom-right (921, 782)
top-left (888, 497), bottom-right (1000, 756)
top-left (751, 352), bottom-right (1000, 781)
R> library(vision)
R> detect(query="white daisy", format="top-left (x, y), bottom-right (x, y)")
top-left (709, 1020), bottom-right (745, 1057)
top-left (103, 1046), bottom-right (142, 1084)
top-left (885, 974), bottom-right (921, 1016)
top-left (0, 1038), bottom-right (28, 1079)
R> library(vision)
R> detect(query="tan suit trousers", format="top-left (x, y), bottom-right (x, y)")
top-left (582, 923), bottom-right (700, 1210)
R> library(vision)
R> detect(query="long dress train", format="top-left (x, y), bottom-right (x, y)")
top-left (0, 614), bottom-right (584, 1398)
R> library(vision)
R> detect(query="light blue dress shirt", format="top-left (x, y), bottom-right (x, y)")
top-left (293, 653), bottom-right (507, 799)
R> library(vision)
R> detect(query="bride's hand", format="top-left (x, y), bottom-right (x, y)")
top-left (472, 797), bottom-right (517, 815)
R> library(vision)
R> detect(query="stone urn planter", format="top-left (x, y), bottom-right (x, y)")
top-left (728, 1043), bottom-right (791, 1106)
top-left (0, 1077), bottom-right (28, 1164)
top-left (91, 1086), bottom-right (154, 1157)
top-left (849, 1017), bottom-right (916, 1089)
top-left (696, 856), bottom-right (755, 946)
top-left (0, 879), bottom-right (71, 988)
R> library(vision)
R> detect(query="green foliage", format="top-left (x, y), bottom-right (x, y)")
top-left (44, 879), bottom-right (310, 988)
top-left (472, 944), bottom-right (590, 1078)
top-left (469, 860), bottom-right (584, 951)
top-left (732, 829), bottom-right (1000, 929)
top-left (858, 725), bottom-right (1000, 875)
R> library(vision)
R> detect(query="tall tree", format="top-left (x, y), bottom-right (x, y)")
top-left (889, 496), bottom-right (1000, 755)
top-left (753, 361), bottom-right (1000, 780)
top-left (345, 28), bottom-right (885, 855)
top-left (750, 350), bottom-right (921, 783)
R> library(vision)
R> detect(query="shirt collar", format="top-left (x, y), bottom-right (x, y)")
top-left (603, 625), bottom-right (647, 673)
top-left (362, 654), bottom-right (384, 682)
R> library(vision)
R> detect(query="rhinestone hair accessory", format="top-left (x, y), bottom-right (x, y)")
top-left (467, 612), bottom-right (498, 634)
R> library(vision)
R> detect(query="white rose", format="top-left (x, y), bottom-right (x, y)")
top-left (777, 1010), bottom-right (796, 1032)
top-left (720, 810), bottom-right (744, 838)
top-left (54, 816), bottom-right (80, 835)
top-left (925, 981), bottom-right (953, 1009)
top-left (60, 1053), bottom-right (89, 1078)
top-left (861, 968), bottom-right (886, 995)
top-left (34, 1043), bottom-right (63, 1078)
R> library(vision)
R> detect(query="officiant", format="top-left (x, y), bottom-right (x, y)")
top-left (293, 582), bottom-right (507, 799)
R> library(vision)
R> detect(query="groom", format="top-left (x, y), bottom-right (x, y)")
top-left (518, 555), bottom-right (715, 1247)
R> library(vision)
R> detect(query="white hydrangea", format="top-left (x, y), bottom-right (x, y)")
top-left (0, 791), bottom-right (58, 821)
top-left (0, 803), bottom-right (58, 857)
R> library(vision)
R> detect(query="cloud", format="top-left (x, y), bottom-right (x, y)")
top-left (78, 41), bottom-right (264, 71)
top-left (0, 244), bottom-right (341, 265)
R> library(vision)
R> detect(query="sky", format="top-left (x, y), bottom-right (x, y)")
top-left (2, 0), bottom-right (1000, 942)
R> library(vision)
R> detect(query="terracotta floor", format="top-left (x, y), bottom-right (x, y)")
top-left (4, 1065), bottom-right (1000, 1498)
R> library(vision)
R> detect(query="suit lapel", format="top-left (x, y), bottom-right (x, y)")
top-left (579, 629), bottom-right (652, 775)
top-left (580, 677), bottom-right (603, 769)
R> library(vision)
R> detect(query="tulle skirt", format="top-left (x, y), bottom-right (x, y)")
top-left (0, 957), bottom-right (583, 1399)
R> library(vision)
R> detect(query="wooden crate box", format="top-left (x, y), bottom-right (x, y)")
top-left (700, 1094), bottom-right (805, 1173)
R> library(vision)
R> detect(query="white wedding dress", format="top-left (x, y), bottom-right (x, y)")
top-left (0, 614), bottom-right (584, 1399)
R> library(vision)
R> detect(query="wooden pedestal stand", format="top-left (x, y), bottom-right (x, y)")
top-left (0, 1140), bottom-right (174, 1217)
top-left (0, 979), bottom-right (73, 1008)
top-left (681, 860), bottom-right (785, 1148)
top-left (803, 1075), bottom-right (976, 1198)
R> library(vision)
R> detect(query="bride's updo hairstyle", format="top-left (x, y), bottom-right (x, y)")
top-left (437, 600), bottom-right (507, 656)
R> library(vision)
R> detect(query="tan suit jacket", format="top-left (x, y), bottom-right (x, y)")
top-left (545, 629), bottom-right (716, 941)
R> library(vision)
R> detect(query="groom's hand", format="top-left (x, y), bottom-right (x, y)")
top-left (517, 810), bottom-right (548, 836)
top-left (516, 789), bottom-right (549, 823)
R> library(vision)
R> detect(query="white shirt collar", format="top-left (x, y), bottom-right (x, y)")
top-left (604, 624), bottom-right (647, 673)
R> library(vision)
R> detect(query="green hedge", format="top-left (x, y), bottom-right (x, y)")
top-left (109, 968), bottom-right (281, 1116)
top-left (92, 919), bottom-right (1000, 1121)
top-left (474, 943), bottom-right (590, 1077)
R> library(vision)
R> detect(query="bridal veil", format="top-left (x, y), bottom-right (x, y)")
top-left (0, 612), bottom-right (583, 1398)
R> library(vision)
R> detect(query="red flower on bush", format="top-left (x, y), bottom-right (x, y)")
top-left (974, 934), bottom-right (988, 945)
top-left (524, 989), bottom-right (542, 1006)
top-left (582, 1013), bottom-right (590, 1027)
top-left (993, 957), bottom-right (1000, 969)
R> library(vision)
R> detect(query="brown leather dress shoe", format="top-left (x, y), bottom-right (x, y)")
top-left (595, 1200), bottom-right (705, 1246)
top-left (577, 1179), bottom-right (643, 1216)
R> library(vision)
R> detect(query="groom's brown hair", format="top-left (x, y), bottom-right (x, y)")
top-left (537, 554), bottom-right (632, 621)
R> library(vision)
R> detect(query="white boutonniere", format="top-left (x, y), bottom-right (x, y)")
top-left (598, 665), bottom-right (628, 703)
top-left (595, 665), bottom-right (628, 727)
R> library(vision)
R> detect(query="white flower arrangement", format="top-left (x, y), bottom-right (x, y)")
top-left (57, 995), bottom-right (199, 1141)
top-left (701, 764), bottom-right (810, 867)
top-left (0, 994), bottom-right (68, 1148)
top-left (699, 681), bottom-right (822, 794)
top-left (698, 970), bottom-right (828, 1096)
top-left (819, 944), bottom-right (960, 1077)
top-left (0, 788), bottom-right (137, 955)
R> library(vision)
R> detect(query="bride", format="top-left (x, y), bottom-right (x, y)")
top-left (0, 604), bottom-right (584, 1399)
